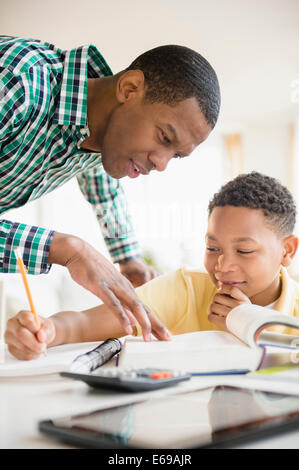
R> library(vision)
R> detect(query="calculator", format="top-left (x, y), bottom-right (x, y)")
top-left (60, 367), bottom-right (191, 392)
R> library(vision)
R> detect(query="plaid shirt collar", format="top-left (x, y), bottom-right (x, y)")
top-left (53, 44), bottom-right (112, 129)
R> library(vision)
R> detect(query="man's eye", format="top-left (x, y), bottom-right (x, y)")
top-left (162, 131), bottom-right (171, 144)
top-left (174, 152), bottom-right (182, 159)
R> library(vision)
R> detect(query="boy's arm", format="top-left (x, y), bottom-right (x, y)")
top-left (50, 304), bottom-right (128, 346)
top-left (5, 268), bottom-right (183, 360)
top-left (5, 302), bottom-right (170, 360)
top-left (4, 306), bottom-right (127, 361)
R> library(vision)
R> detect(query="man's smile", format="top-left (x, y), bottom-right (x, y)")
top-left (127, 159), bottom-right (150, 178)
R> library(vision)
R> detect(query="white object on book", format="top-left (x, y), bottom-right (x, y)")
top-left (118, 304), bottom-right (299, 374)
top-left (0, 341), bottom-right (117, 377)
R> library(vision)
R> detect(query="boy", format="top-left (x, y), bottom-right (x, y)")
top-left (5, 172), bottom-right (299, 360)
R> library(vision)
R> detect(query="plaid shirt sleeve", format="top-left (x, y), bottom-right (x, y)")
top-left (0, 220), bottom-right (55, 274)
top-left (77, 167), bottom-right (142, 263)
top-left (0, 63), bottom-right (56, 274)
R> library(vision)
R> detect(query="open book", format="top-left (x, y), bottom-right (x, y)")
top-left (118, 304), bottom-right (299, 374)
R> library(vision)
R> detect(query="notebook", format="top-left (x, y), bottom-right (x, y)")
top-left (0, 342), bottom-right (106, 377)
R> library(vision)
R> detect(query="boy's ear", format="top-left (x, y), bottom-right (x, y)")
top-left (281, 234), bottom-right (299, 267)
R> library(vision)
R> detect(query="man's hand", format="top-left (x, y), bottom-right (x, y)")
top-left (48, 233), bottom-right (170, 342)
top-left (119, 258), bottom-right (160, 287)
top-left (5, 311), bottom-right (55, 360)
top-left (208, 283), bottom-right (251, 331)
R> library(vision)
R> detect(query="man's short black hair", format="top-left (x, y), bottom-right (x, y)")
top-left (126, 45), bottom-right (220, 129)
top-left (208, 171), bottom-right (297, 236)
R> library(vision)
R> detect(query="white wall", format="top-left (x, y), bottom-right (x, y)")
top-left (243, 120), bottom-right (290, 186)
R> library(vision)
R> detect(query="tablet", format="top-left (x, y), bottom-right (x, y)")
top-left (39, 385), bottom-right (299, 449)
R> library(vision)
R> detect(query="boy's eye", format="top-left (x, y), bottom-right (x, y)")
top-left (237, 250), bottom-right (255, 254)
top-left (206, 247), bottom-right (219, 252)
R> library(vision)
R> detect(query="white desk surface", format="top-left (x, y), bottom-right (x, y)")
top-left (1, 371), bottom-right (299, 449)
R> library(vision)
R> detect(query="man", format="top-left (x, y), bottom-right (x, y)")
top-left (0, 36), bottom-right (220, 340)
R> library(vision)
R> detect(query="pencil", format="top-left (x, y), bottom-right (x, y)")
top-left (14, 247), bottom-right (40, 329)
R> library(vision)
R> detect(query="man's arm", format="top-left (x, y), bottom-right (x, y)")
top-left (0, 219), bottom-right (170, 340)
top-left (77, 167), bottom-right (140, 261)
top-left (77, 167), bottom-right (159, 286)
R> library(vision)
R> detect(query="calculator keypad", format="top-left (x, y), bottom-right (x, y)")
top-left (94, 367), bottom-right (187, 380)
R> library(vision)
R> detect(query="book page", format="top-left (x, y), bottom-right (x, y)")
top-left (118, 331), bottom-right (264, 373)
top-left (226, 304), bottom-right (299, 348)
top-left (121, 330), bottom-right (245, 353)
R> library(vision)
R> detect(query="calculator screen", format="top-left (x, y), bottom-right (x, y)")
top-left (48, 386), bottom-right (299, 448)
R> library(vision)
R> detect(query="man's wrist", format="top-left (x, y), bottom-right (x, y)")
top-left (48, 232), bottom-right (84, 267)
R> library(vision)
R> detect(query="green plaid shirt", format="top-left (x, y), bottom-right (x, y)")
top-left (0, 36), bottom-right (141, 274)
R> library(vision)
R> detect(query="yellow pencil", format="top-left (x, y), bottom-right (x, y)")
top-left (14, 247), bottom-right (40, 329)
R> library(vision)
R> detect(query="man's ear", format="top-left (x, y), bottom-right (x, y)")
top-left (281, 234), bottom-right (299, 267)
top-left (116, 70), bottom-right (145, 103)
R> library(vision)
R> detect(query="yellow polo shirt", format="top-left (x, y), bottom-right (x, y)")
top-left (135, 266), bottom-right (299, 336)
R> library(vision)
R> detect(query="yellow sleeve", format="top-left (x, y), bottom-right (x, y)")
top-left (134, 269), bottom-right (188, 336)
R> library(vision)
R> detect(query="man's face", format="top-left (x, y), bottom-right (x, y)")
top-left (101, 96), bottom-right (212, 179)
top-left (204, 206), bottom-right (287, 306)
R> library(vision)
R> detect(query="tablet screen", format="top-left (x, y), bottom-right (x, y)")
top-left (40, 386), bottom-right (299, 448)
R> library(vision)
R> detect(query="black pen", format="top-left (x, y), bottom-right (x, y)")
top-left (70, 338), bottom-right (122, 374)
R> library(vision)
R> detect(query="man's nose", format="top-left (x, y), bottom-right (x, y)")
top-left (148, 151), bottom-right (173, 172)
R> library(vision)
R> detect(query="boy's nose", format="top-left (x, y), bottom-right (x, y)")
top-left (216, 254), bottom-right (237, 272)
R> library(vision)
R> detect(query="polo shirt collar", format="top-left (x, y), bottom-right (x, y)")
top-left (274, 266), bottom-right (295, 315)
top-left (53, 44), bottom-right (112, 128)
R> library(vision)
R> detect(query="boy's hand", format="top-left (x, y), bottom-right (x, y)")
top-left (208, 283), bottom-right (251, 331)
top-left (4, 311), bottom-right (55, 360)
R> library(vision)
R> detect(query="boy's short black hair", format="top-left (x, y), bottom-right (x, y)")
top-left (126, 45), bottom-right (220, 129)
top-left (208, 172), bottom-right (297, 236)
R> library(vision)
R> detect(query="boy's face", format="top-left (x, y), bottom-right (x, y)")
top-left (204, 205), bottom-right (295, 306)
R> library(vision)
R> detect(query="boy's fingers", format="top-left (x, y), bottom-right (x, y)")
top-left (213, 293), bottom-right (238, 309)
top-left (36, 320), bottom-right (55, 345)
top-left (8, 344), bottom-right (42, 361)
top-left (16, 326), bottom-right (46, 353)
top-left (217, 284), bottom-right (250, 302)
top-left (5, 318), bottom-right (46, 355)
top-left (210, 301), bottom-right (230, 318)
top-left (17, 310), bottom-right (40, 333)
top-left (5, 330), bottom-right (45, 360)
top-left (208, 312), bottom-right (227, 330)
